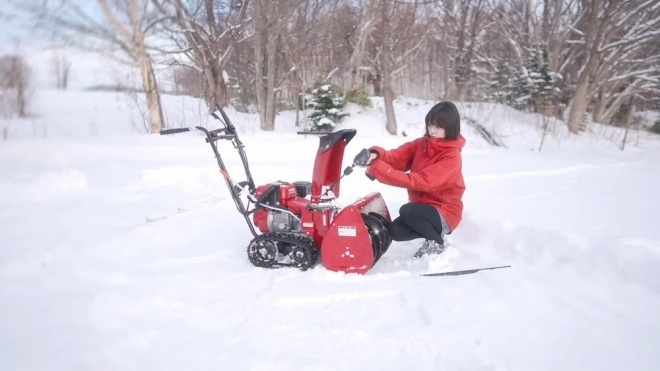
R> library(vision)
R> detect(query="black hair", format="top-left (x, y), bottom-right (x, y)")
top-left (424, 101), bottom-right (460, 140)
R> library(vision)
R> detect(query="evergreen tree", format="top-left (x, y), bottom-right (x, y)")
top-left (487, 59), bottom-right (517, 105)
top-left (303, 83), bottom-right (349, 132)
top-left (511, 45), bottom-right (560, 112)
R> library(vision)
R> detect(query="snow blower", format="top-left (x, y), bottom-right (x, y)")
top-left (160, 104), bottom-right (393, 274)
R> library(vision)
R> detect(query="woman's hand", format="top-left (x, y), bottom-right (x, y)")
top-left (366, 152), bottom-right (378, 166)
top-left (356, 151), bottom-right (379, 168)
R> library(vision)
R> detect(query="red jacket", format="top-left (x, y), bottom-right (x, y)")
top-left (366, 135), bottom-right (466, 232)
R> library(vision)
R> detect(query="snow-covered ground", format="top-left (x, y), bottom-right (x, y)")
top-left (2, 90), bottom-right (660, 371)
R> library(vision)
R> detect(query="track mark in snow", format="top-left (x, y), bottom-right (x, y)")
top-left (144, 207), bottom-right (193, 222)
top-left (274, 290), bottom-right (397, 308)
top-left (468, 156), bottom-right (653, 183)
top-left (112, 196), bottom-right (227, 230)
top-left (150, 250), bottom-right (231, 270)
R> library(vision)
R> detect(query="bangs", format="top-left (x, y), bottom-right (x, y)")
top-left (426, 116), bottom-right (446, 128)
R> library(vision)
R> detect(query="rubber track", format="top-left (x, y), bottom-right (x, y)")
top-left (247, 232), bottom-right (319, 271)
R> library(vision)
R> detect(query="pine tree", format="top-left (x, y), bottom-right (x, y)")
top-left (303, 83), bottom-right (349, 132)
top-left (487, 59), bottom-right (517, 105)
top-left (511, 45), bottom-right (559, 112)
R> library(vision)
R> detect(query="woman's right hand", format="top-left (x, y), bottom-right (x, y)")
top-left (367, 152), bottom-right (378, 165)
top-left (359, 152), bottom-right (378, 167)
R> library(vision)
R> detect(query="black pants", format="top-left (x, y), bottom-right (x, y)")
top-left (388, 203), bottom-right (445, 245)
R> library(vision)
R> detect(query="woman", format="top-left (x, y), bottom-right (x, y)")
top-left (363, 101), bottom-right (466, 258)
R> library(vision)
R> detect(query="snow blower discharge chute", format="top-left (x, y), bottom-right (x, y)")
top-left (160, 105), bottom-right (393, 274)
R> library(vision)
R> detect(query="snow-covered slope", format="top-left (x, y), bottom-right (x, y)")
top-left (1, 90), bottom-right (660, 371)
top-left (4, 89), bottom-right (659, 151)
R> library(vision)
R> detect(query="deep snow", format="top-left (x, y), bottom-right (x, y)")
top-left (1, 90), bottom-right (660, 371)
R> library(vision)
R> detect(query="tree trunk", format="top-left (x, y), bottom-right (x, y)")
top-left (440, 24), bottom-right (451, 99)
top-left (16, 59), bottom-right (26, 117)
top-left (381, 0), bottom-right (397, 135)
top-left (567, 74), bottom-right (590, 134)
top-left (99, 0), bottom-right (164, 133)
top-left (592, 89), bottom-right (607, 123)
top-left (263, 31), bottom-right (277, 131)
top-left (372, 72), bottom-right (382, 96)
top-left (621, 98), bottom-right (634, 151)
top-left (289, 68), bottom-right (302, 126)
top-left (253, 0), bottom-right (267, 129)
top-left (347, 0), bottom-right (376, 92)
top-left (319, 0), bottom-right (340, 81)
top-left (566, 0), bottom-right (603, 134)
top-left (62, 59), bottom-right (70, 90)
top-left (136, 45), bottom-right (165, 132)
top-left (252, 0), bottom-right (276, 131)
top-left (383, 83), bottom-right (397, 135)
top-left (547, 0), bottom-right (563, 72)
top-left (208, 68), bottom-right (229, 108)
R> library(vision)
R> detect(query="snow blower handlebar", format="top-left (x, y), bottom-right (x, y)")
top-left (159, 105), bottom-right (259, 237)
top-left (160, 127), bottom-right (192, 135)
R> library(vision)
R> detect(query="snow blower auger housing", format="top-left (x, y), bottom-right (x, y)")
top-left (160, 104), bottom-right (393, 274)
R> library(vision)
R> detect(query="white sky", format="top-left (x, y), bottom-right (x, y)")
top-left (0, 3), bottom-right (144, 91)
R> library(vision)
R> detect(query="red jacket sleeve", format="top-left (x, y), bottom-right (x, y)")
top-left (367, 150), bottom-right (461, 192)
top-left (369, 139), bottom-right (419, 172)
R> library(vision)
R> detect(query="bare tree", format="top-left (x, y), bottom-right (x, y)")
top-left (279, 0), bottom-right (332, 124)
top-left (253, 0), bottom-right (272, 130)
top-left (346, 0), bottom-right (379, 93)
top-left (380, 0), bottom-right (398, 134)
top-left (97, 0), bottom-right (165, 133)
top-left (252, 0), bottom-right (305, 130)
top-left (566, 0), bottom-right (660, 133)
top-left (171, 64), bottom-right (205, 97)
top-left (51, 52), bottom-right (72, 90)
top-left (0, 55), bottom-right (31, 117)
top-left (154, 0), bottom-right (251, 109)
top-left (361, 0), bottom-right (428, 134)
top-left (621, 97), bottom-right (634, 150)
top-left (19, 0), bottom-right (166, 132)
top-left (318, 0), bottom-right (341, 80)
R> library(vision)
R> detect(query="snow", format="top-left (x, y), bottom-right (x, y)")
top-left (317, 117), bottom-right (336, 127)
top-left (2, 90), bottom-right (660, 371)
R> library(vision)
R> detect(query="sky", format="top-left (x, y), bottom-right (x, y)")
top-left (0, 1), bottom-right (146, 91)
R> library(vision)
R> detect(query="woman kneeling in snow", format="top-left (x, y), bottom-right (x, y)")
top-left (362, 101), bottom-right (466, 258)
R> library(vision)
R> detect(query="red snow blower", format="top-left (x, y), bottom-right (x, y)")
top-left (160, 104), bottom-right (393, 274)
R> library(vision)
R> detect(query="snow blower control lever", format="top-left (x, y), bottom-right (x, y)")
top-left (324, 149), bottom-right (375, 197)
top-left (351, 148), bottom-right (376, 180)
top-left (160, 105), bottom-right (393, 275)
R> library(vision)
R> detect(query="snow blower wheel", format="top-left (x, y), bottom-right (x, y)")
top-left (247, 239), bottom-right (278, 268)
top-left (291, 244), bottom-right (316, 271)
top-left (361, 212), bottom-right (392, 265)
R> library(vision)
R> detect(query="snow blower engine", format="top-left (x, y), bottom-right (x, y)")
top-left (160, 104), bottom-right (392, 274)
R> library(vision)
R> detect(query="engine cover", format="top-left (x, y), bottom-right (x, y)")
top-left (252, 182), bottom-right (309, 233)
top-left (268, 210), bottom-right (299, 232)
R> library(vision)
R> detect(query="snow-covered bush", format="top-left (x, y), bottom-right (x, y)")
top-left (486, 45), bottom-right (560, 114)
top-left (302, 83), bottom-right (349, 132)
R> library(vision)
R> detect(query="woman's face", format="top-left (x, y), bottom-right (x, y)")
top-left (427, 125), bottom-right (446, 139)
